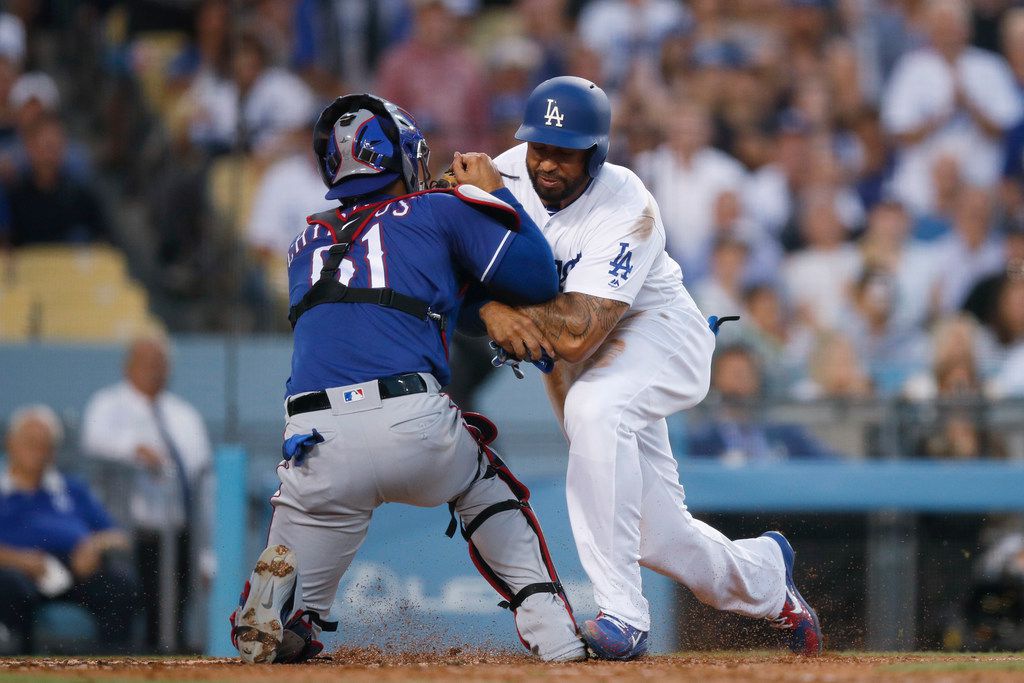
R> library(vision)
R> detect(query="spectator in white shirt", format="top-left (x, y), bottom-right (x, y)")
top-left (743, 113), bottom-right (863, 245)
top-left (783, 189), bottom-right (863, 332)
top-left (859, 198), bottom-right (943, 330)
top-left (576, 0), bottom-right (691, 91)
top-left (635, 100), bottom-right (747, 279)
top-left (931, 186), bottom-right (1006, 315)
top-left (694, 232), bottom-right (750, 327)
top-left (881, 0), bottom-right (1023, 214)
top-left (80, 333), bottom-right (212, 653)
top-left (185, 32), bottom-right (315, 157)
top-left (838, 267), bottom-right (930, 389)
top-left (247, 152), bottom-right (336, 298)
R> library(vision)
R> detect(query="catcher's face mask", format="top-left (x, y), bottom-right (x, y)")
top-left (314, 94), bottom-right (430, 200)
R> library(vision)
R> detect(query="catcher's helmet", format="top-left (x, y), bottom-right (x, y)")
top-left (515, 76), bottom-right (611, 178)
top-left (313, 93), bottom-right (430, 201)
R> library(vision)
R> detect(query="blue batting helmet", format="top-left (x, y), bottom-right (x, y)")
top-left (313, 93), bottom-right (430, 201)
top-left (515, 76), bottom-right (611, 178)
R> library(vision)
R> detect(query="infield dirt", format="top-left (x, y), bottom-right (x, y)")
top-left (2, 650), bottom-right (1024, 682)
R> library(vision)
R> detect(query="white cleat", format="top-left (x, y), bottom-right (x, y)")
top-left (233, 544), bottom-right (298, 664)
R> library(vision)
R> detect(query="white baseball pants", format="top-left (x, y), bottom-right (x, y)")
top-left (556, 301), bottom-right (787, 632)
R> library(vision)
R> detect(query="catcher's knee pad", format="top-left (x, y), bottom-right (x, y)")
top-left (230, 544), bottom-right (338, 664)
top-left (450, 413), bottom-right (577, 652)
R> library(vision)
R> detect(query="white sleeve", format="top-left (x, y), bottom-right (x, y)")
top-left (188, 405), bottom-right (212, 472)
top-left (80, 391), bottom-right (140, 463)
top-left (881, 56), bottom-right (927, 133)
top-left (967, 57), bottom-right (1023, 127)
top-left (562, 194), bottom-right (664, 306)
top-left (247, 170), bottom-right (281, 251)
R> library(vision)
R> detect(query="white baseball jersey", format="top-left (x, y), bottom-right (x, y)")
top-left (494, 144), bottom-right (690, 316)
top-left (494, 143), bottom-right (787, 635)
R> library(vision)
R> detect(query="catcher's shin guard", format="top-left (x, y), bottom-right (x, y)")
top-left (451, 413), bottom-right (583, 661)
top-left (230, 544), bottom-right (338, 664)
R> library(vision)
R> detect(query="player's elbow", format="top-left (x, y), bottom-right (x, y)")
top-left (556, 336), bottom-right (597, 364)
top-left (530, 269), bottom-right (559, 304)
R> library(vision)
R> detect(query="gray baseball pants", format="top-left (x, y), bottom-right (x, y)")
top-left (266, 373), bottom-right (584, 662)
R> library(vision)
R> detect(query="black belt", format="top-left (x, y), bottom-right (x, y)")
top-left (287, 373), bottom-right (429, 417)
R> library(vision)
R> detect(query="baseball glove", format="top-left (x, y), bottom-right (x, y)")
top-left (430, 166), bottom-right (460, 189)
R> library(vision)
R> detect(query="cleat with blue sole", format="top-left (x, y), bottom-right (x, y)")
top-left (580, 612), bottom-right (649, 661)
top-left (762, 531), bottom-right (823, 656)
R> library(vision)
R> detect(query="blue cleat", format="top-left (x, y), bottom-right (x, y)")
top-left (762, 531), bottom-right (823, 656)
top-left (580, 612), bottom-right (649, 660)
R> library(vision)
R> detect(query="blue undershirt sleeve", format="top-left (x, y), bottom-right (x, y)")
top-left (455, 284), bottom-right (490, 337)
top-left (484, 187), bottom-right (558, 305)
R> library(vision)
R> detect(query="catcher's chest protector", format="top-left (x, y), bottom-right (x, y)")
top-left (288, 197), bottom-right (442, 329)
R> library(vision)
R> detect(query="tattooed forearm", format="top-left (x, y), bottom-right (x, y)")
top-left (518, 293), bottom-right (628, 362)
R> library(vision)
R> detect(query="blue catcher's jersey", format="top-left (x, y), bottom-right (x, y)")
top-left (285, 190), bottom-right (516, 395)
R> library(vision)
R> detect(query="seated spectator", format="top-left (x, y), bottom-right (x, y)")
top-left (743, 114), bottom-right (864, 247)
top-left (576, 0), bottom-right (691, 91)
top-left (839, 267), bottom-right (929, 390)
top-left (930, 186), bottom-right (1005, 315)
top-left (0, 405), bottom-right (137, 654)
top-left (912, 152), bottom-right (960, 241)
top-left (860, 197), bottom-right (942, 330)
top-left (903, 313), bottom-right (1000, 400)
top-left (165, 0), bottom-right (230, 94)
top-left (738, 283), bottom-right (814, 394)
top-left (916, 356), bottom-right (1006, 459)
top-left (988, 271), bottom-right (1024, 358)
top-left (697, 190), bottom-right (782, 286)
top-left (634, 100), bottom-right (748, 278)
top-left (693, 231), bottom-right (749, 324)
top-left (184, 31), bottom-right (315, 157)
top-left (687, 344), bottom-right (840, 464)
top-left (848, 107), bottom-right (896, 213)
top-left (998, 7), bottom-right (1024, 219)
top-left (487, 36), bottom-right (542, 151)
top-left (2, 113), bottom-right (109, 246)
top-left (881, 0), bottom-right (1022, 214)
top-left (962, 224), bottom-right (1024, 350)
top-left (795, 331), bottom-right (874, 400)
top-left (782, 190), bottom-right (863, 332)
top-left (247, 150), bottom-right (335, 298)
top-left (0, 72), bottom-right (92, 184)
top-left (375, 0), bottom-right (488, 172)
top-left (81, 333), bottom-right (211, 653)
top-left (0, 15), bottom-right (25, 146)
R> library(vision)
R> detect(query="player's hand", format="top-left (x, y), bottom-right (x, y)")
top-left (452, 152), bottom-right (504, 193)
top-left (480, 301), bottom-right (555, 361)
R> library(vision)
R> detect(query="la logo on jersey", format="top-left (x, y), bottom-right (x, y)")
top-left (544, 99), bottom-right (564, 128)
top-left (608, 242), bottom-right (633, 288)
top-left (343, 388), bottom-right (365, 403)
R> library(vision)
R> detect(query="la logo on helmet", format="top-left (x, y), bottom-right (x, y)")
top-left (544, 99), bottom-right (564, 127)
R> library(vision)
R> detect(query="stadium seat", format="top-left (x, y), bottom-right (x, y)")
top-left (0, 286), bottom-right (35, 341)
top-left (7, 246), bottom-right (165, 342)
top-left (208, 154), bottom-right (264, 232)
top-left (32, 603), bottom-right (99, 655)
top-left (13, 245), bottom-right (128, 285)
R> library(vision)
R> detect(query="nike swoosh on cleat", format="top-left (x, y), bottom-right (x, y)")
top-left (788, 590), bottom-right (804, 615)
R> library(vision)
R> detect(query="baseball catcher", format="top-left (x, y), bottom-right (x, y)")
top-left (228, 93), bottom-right (584, 664)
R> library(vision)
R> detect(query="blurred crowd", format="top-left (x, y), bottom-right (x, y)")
top-left (0, 0), bottom-right (1022, 455)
